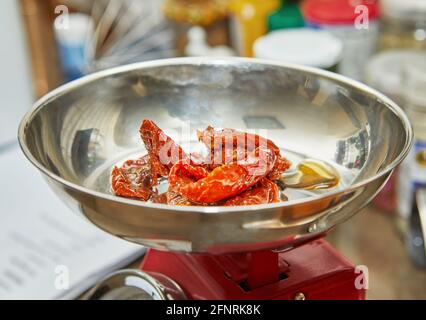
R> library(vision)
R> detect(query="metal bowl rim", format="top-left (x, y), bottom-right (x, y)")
top-left (18, 57), bottom-right (414, 214)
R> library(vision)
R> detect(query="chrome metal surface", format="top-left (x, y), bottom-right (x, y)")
top-left (18, 57), bottom-right (413, 253)
top-left (416, 190), bottom-right (426, 255)
top-left (82, 269), bottom-right (186, 300)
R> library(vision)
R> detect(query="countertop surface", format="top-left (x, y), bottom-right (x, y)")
top-left (328, 206), bottom-right (426, 300)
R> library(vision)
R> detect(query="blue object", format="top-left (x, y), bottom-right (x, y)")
top-left (58, 42), bottom-right (86, 81)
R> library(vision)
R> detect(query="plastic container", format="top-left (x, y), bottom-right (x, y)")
top-left (396, 53), bottom-right (426, 267)
top-left (302, 0), bottom-right (379, 80)
top-left (379, 0), bottom-right (426, 51)
top-left (54, 13), bottom-right (92, 81)
top-left (268, 1), bottom-right (305, 32)
top-left (365, 50), bottom-right (425, 213)
top-left (229, 0), bottom-right (280, 57)
top-left (398, 54), bottom-right (426, 218)
top-left (253, 28), bottom-right (342, 71)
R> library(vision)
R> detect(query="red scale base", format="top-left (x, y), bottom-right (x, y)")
top-left (141, 239), bottom-right (365, 300)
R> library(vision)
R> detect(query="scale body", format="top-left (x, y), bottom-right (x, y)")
top-left (141, 239), bottom-right (365, 300)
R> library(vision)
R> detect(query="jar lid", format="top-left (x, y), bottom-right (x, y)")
top-left (302, 0), bottom-right (379, 25)
top-left (253, 28), bottom-right (343, 69)
top-left (381, 0), bottom-right (426, 21)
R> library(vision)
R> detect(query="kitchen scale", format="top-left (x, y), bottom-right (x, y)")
top-left (18, 58), bottom-right (412, 300)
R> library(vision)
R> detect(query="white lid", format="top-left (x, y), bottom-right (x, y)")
top-left (381, 0), bottom-right (426, 20)
top-left (253, 28), bottom-right (343, 69)
top-left (364, 49), bottom-right (426, 99)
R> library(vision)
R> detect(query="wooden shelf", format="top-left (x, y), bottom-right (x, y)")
top-left (19, 0), bottom-right (64, 97)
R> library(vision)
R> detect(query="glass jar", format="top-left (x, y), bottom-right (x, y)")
top-left (301, 0), bottom-right (380, 81)
top-left (163, 0), bottom-right (231, 56)
top-left (403, 59), bottom-right (426, 141)
top-left (365, 50), bottom-right (424, 213)
top-left (396, 53), bottom-right (426, 267)
top-left (379, 0), bottom-right (426, 51)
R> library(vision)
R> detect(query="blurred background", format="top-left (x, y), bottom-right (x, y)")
top-left (0, 0), bottom-right (426, 299)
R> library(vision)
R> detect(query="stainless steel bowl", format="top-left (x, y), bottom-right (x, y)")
top-left (18, 58), bottom-right (413, 253)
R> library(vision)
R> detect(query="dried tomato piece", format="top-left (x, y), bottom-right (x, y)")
top-left (151, 192), bottom-right (168, 204)
top-left (140, 119), bottom-right (189, 182)
top-left (198, 126), bottom-right (281, 156)
top-left (166, 190), bottom-right (194, 206)
top-left (269, 155), bottom-right (292, 180)
top-left (169, 147), bottom-right (276, 204)
top-left (197, 126), bottom-right (291, 179)
top-left (111, 155), bottom-right (153, 200)
top-left (224, 178), bottom-right (279, 206)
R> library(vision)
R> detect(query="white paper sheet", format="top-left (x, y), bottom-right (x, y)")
top-left (0, 146), bottom-right (144, 300)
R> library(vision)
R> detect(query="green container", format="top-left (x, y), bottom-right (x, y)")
top-left (268, 2), bottom-right (305, 32)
